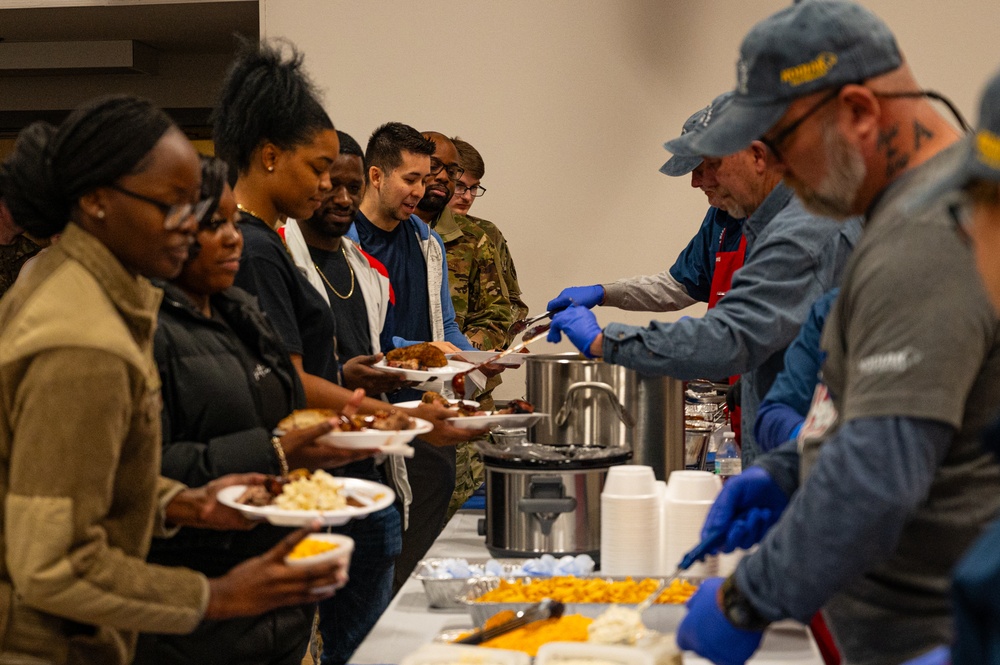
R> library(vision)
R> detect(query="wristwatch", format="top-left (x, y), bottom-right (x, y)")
top-left (720, 575), bottom-right (771, 632)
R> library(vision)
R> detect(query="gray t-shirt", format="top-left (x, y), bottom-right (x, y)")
top-left (812, 144), bottom-right (1000, 656)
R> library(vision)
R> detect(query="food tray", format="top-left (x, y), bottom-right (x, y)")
top-left (462, 577), bottom-right (690, 631)
top-left (412, 558), bottom-right (526, 609)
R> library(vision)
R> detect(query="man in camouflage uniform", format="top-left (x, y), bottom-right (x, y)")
top-left (450, 137), bottom-right (529, 344)
top-left (415, 132), bottom-right (514, 516)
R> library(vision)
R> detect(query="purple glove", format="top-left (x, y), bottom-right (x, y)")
top-left (547, 285), bottom-right (605, 312)
top-left (547, 305), bottom-right (603, 358)
top-left (901, 646), bottom-right (950, 665)
top-left (677, 577), bottom-right (765, 665)
top-left (701, 466), bottom-right (789, 555)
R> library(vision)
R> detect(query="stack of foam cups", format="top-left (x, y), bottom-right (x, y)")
top-left (662, 470), bottom-right (722, 578)
top-left (600, 465), bottom-right (662, 576)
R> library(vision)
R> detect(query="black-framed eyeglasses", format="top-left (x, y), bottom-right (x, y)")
top-left (429, 157), bottom-right (465, 182)
top-left (760, 86), bottom-right (844, 162)
top-left (455, 183), bottom-right (487, 198)
top-left (108, 183), bottom-right (213, 231)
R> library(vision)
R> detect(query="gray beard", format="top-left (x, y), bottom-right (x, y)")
top-left (789, 123), bottom-right (866, 219)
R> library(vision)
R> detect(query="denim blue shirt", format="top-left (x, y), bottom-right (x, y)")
top-left (669, 207), bottom-right (745, 303)
top-left (602, 183), bottom-right (862, 463)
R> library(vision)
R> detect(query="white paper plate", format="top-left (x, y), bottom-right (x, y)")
top-left (217, 477), bottom-right (396, 527)
top-left (315, 417), bottom-right (432, 449)
top-left (373, 358), bottom-right (475, 382)
top-left (447, 412), bottom-right (549, 430)
top-left (446, 350), bottom-right (529, 368)
top-left (393, 399), bottom-right (481, 410)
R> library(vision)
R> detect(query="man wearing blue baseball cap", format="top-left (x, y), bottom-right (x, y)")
top-left (547, 90), bottom-right (861, 463)
top-left (671, 3), bottom-right (1000, 665)
top-left (548, 93), bottom-right (746, 317)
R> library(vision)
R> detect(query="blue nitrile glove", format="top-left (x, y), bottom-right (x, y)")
top-left (901, 646), bottom-right (950, 665)
top-left (547, 305), bottom-right (603, 358)
top-left (391, 336), bottom-right (421, 349)
top-left (546, 285), bottom-right (605, 312)
top-left (677, 577), bottom-right (765, 665)
top-left (701, 466), bottom-right (790, 555)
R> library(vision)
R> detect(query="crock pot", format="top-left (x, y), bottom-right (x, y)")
top-left (475, 438), bottom-right (631, 561)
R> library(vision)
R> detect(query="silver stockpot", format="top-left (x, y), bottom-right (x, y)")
top-left (524, 352), bottom-right (685, 480)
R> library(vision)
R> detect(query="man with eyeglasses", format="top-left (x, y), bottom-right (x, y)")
top-left (414, 132), bottom-right (513, 355)
top-left (413, 131), bottom-right (513, 520)
top-left (661, 3), bottom-right (1000, 665)
top-left (449, 136), bottom-right (530, 337)
top-left (547, 90), bottom-right (862, 466)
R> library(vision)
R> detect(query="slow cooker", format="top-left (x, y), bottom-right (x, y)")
top-left (476, 437), bottom-right (631, 562)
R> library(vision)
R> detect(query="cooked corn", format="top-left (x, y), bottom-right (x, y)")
top-left (287, 538), bottom-right (339, 561)
top-left (475, 577), bottom-right (697, 605)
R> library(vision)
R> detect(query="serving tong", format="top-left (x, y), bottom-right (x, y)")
top-left (454, 598), bottom-right (565, 645)
top-left (508, 310), bottom-right (553, 338)
top-left (450, 323), bottom-right (551, 395)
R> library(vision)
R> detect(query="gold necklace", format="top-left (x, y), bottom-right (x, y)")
top-left (236, 203), bottom-right (277, 228)
top-left (314, 247), bottom-right (355, 300)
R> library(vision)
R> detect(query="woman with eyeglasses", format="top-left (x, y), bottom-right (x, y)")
top-left (0, 95), bottom-right (349, 665)
top-left (132, 157), bottom-right (368, 664)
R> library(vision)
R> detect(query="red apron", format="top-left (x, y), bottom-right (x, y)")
top-left (707, 230), bottom-right (747, 445)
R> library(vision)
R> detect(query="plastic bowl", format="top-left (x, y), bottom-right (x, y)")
top-left (284, 533), bottom-right (354, 567)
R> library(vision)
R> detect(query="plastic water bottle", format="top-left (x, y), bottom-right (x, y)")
top-left (715, 432), bottom-right (742, 479)
top-left (705, 424), bottom-right (730, 473)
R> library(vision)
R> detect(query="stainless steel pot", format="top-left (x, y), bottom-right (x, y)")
top-left (525, 352), bottom-right (685, 480)
top-left (476, 439), bottom-right (630, 560)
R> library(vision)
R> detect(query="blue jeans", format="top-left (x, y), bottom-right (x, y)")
top-left (318, 505), bottom-right (401, 665)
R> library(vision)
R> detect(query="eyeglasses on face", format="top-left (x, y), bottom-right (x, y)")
top-left (760, 86), bottom-right (844, 162)
top-left (108, 183), bottom-right (213, 231)
top-left (428, 157), bottom-right (465, 182)
top-left (454, 182), bottom-right (487, 198)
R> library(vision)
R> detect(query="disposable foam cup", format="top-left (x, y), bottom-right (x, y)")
top-left (602, 464), bottom-right (656, 497)
top-left (665, 470), bottom-right (722, 503)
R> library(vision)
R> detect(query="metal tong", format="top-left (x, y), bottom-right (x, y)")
top-left (450, 325), bottom-right (550, 395)
top-left (508, 310), bottom-right (553, 338)
top-left (455, 598), bottom-right (565, 645)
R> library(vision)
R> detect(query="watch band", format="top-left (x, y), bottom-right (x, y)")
top-left (720, 575), bottom-right (771, 632)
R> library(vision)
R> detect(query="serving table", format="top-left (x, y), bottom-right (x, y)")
top-left (348, 511), bottom-right (822, 665)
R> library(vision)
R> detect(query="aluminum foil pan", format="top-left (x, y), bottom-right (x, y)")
top-left (412, 558), bottom-right (526, 609)
top-left (462, 576), bottom-right (691, 631)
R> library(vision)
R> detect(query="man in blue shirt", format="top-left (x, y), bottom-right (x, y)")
top-left (550, 94), bottom-right (744, 315)
top-left (548, 92), bottom-right (861, 464)
top-left (348, 121), bottom-right (476, 591)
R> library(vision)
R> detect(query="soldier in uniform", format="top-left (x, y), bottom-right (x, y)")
top-left (449, 137), bottom-right (530, 339)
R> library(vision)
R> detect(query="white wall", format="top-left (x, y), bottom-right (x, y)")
top-left (261, 0), bottom-right (1000, 396)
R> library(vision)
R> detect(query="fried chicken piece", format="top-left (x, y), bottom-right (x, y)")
top-left (385, 342), bottom-right (448, 370)
top-left (421, 391), bottom-right (451, 407)
top-left (276, 408), bottom-right (338, 433)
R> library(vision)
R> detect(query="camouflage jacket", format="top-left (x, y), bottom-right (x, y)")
top-left (467, 215), bottom-right (529, 345)
top-left (0, 235), bottom-right (41, 299)
top-left (432, 208), bottom-right (513, 352)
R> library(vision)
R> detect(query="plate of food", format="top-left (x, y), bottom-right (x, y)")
top-left (375, 342), bottom-right (475, 381)
top-left (275, 408), bottom-right (431, 452)
top-left (218, 470), bottom-right (396, 526)
top-left (447, 350), bottom-right (529, 368)
top-left (446, 398), bottom-right (547, 430)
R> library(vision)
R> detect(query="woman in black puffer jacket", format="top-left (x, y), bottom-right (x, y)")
top-left (134, 157), bottom-right (371, 665)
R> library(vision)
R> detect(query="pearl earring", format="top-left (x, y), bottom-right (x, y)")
top-left (97, 210), bottom-right (105, 219)
top-left (267, 165), bottom-right (274, 172)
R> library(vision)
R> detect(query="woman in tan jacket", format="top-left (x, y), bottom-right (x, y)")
top-left (0, 95), bottom-right (348, 665)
